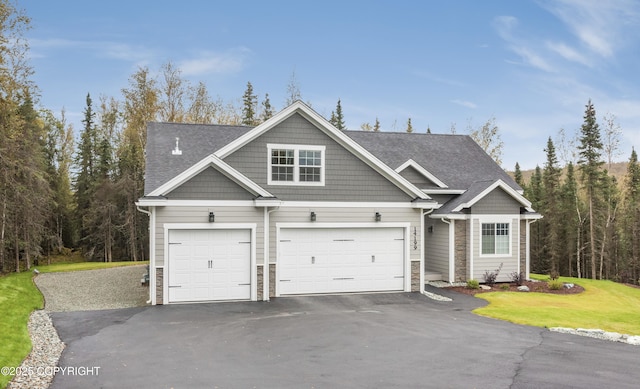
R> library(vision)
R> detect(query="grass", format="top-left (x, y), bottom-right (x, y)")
top-left (474, 275), bottom-right (640, 336)
top-left (0, 260), bottom-right (147, 389)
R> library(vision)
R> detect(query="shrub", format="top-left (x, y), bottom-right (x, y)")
top-left (510, 271), bottom-right (525, 286)
top-left (466, 279), bottom-right (480, 289)
top-left (550, 270), bottom-right (560, 280)
top-left (500, 284), bottom-right (510, 291)
top-left (547, 279), bottom-right (563, 290)
top-left (483, 263), bottom-right (503, 286)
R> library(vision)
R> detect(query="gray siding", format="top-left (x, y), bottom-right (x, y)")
top-left (472, 188), bottom-right (521, 214)
top-left (471, 217), bottom-right (520, 282)
top-left (424, 218), bottom-right (449, 279)
top-left (166, 167), bottom-right (255, 200)
top-left (224, 113), bottom-right (412, 202)
top-left (154, 206), bottom-right (264, 267)
top-left (399, 166), bottom-right (440, 188)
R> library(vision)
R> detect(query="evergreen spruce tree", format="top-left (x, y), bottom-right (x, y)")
top-left (623, 148), bottom-right (640, 283)
top-left (406, 118), bottom-right (413, 133)
top-left (260, 93), bottom-right (274, 122)
top-left (514, 162), bottom-right (524, 188)
top-left (242, 81), bottom-right (258, 126)
top-left (373, 117), bottom-right (380, 132)
top-left (542, 137), bottom-right (562, 274)
top-left (330, 99), bottom-right (346, 130)
top-left (577, 99), bottom-right (604, 279)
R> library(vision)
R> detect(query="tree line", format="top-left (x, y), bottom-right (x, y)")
top-left (516, 100), bottom-right (639, 284)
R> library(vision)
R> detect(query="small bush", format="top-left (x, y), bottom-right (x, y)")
top-left (500, 284), bottom-right (510, 291)
top-left (466, 279), bottom-right (480, 289)
top-left (550, 270), bottom-right (560, 280)
top-left (510, 271), bottom-right (525, 286)
top-left (483, 263), bottom-right (503, 286)
top-left (547, 279), bottom-right (563, 290)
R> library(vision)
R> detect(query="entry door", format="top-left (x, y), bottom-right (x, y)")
top-left (168, 229), bottom-right (251, 302)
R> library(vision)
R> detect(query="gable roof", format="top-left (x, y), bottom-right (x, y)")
top-left (432, 179), bottom-right (532, 216)
top-left (143, 122), bottom-right (251, 195)
top-left (395, 159), bottom-right (448, 188)
top-left (215, 101), bottom-right (430, 201)
top-left (344, 131), bottom-right (522, 192)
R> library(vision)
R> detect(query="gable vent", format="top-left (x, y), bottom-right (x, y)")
top-left (172, 137), bottom-right (182, 155)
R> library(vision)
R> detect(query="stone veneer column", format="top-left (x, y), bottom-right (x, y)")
top-left (454, 221), bottom-right (468, 281)
top-left (411, 261), bottom-right (420, 292)
top-left (256, 265), bottom-right (264, 301)
top-left (269, 264), bottom-right (276, 298)
top-left (155, 268), bottom-right (163, 305)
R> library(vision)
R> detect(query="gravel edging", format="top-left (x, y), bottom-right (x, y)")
top-left (7, 310), bottom-right (64, 389)
top-left (550, 327), bottom-right (640, 345)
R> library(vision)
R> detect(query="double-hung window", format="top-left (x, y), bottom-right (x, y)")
top-left (268, 144), bottom-right (325, 186)
top-left (481, 222), bottom-right (510, 255)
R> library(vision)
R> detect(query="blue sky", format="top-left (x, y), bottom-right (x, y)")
top-left (22, 0), bottom-right (640, 170)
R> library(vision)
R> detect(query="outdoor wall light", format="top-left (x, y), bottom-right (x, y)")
top-left (310, 211), bottom-right (316, 222)
top-left (208, 212), bottom-right (215, 223)
top-left (428, 226), bottom-right (433, 233)
top-left (375, 212), bottom-right (382, 222)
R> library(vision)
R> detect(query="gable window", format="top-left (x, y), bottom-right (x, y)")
top-left (268, 144), bottom-right (325, 186)
top-left (481, 222), bottom-right (510, 255)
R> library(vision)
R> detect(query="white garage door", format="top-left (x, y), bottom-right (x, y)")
top-left (168, 229), bottom-right (251, 303)
top-left (278, 227), bottom-right (405, 295)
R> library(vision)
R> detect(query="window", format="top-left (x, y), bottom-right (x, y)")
top-left (481, 222), bottom-right (510, 255)
top-left (268, 144), bottom-right (325, 186)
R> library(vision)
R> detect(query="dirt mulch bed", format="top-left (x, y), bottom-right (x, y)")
top-left (447, 280), bottom-right (585, 296)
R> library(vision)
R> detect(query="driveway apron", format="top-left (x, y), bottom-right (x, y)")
top-left (49, 292), bottom-right (640, 389)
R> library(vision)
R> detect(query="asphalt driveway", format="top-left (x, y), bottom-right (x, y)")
top-left (49, 291), bottom-right (640, 389)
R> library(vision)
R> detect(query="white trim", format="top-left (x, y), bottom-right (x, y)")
top-left (163, 223), bottom-right (258, 303)
top-left (147, 154), bottom-right (273, 198)
top-left (451, 179), bottom-right (532, 212)
top-left (274, 222), bottom-right (412, 296)
top-left (423, 189), bottom-right (465, 195)
top-left (396, 159), bottom-right (448, 188)
top-left (449, 219), bottom-right (455, 282)
top-left (267, 144), bottom-right (326, 186)
top-left (275, 201), bottom-right (438, 209)
top-left (137, 199), bottom-right (439, 209)
top-left (150, 208), bottom-right (156, 305)
top-left (214, 101), bottom-right (430, 200)
top-left (469, 218), bottom-right (474, 280)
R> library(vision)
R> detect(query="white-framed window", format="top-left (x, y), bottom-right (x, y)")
top-left (481, 222), bottom-right (510, 255)
top-left (267, 144), bottom-right (325, 186)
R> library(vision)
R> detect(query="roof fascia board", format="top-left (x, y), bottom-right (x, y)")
top-left (452, 179), bottom-right (532, 212)
top-left (396, 159), bottom-right (448, 188)
top-left (216, 101), bottom-right (429, 200)
top-left (148, 154), bottom-right (273, 198)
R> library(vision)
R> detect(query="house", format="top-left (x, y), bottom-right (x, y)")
top-left (136, 101), bottom-right (540, 305)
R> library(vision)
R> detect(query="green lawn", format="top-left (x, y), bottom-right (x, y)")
top-left (474, 275), bottom-right (640, 336)
top-left (0, 261), bottom-right (147, 389)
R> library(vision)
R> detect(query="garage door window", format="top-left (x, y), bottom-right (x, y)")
top-left (268, 144), bottom-right (325, 186)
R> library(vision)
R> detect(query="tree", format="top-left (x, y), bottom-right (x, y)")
top-left (559, 162), bottom-right (581, 277)
top-left (542, 137), bottom-right (562, 274)
top-left (622, 148), bottom-right (640, 283)
top-left (513, 162), bottom-right (524, 188)
top-left (601, 112), bottom-right (622, 172)
top-left (577, 99), bottom-right (604, 279)
top-left (329, 99), bottom-right (346, 130)
top-left (186, 81), bottom-right (218, 124)
top-left (285, 69), bottom-right (301, 106)
top-left (373, 117), bottom-right (380, 132)
top-left (469, 117), bottom-right (503, 166)
top-left (241, 81), bottom-right (258, 126)
top-left (159, 61), bottom-right (187, 123)
top-left (260, 93), bottom-right (274, 122)
top-left (406, 118), bottom-right (413, 133)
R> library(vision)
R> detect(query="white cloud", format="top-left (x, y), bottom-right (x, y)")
top-left (546, 41), bottom-right (591, 67)
top-left (178, 48), bottom-right (251, 76)
top-left (540, 0), bottom-right (640, 58)
top-left (508, 45), bottom-right (555, 72)
top-left (451, 99), bottom-right (477, 109)
top-left (493, 16), bottom-right (555, 72)
top-left (28, 37), bottom-right (155, 63)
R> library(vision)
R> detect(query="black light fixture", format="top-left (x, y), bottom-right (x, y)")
top-left (428, 226), bottom-right (433, 233)
top-left (310, 211), bottom-right (316, 222)
top-left (375, 212), bottom-right (381, 222)
top-left (208, 212), bottom-right (215, 223)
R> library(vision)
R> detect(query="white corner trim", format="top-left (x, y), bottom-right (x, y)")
top-left (452, 179), bottom-right (532, 212)
top-left (396, 159), bottom-right (448, 188)
top-left (148, 154), bottom-right (273, 198)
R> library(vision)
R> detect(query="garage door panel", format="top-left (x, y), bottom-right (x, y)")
top-left (168, 229), bottom-right (251, 303)
top-left (279, 227), bottom-right (405, 295)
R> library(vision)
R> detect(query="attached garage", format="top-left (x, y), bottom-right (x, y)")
top-left (277, 226), bottom-right (407, 295)
top-left (167, 228), bottom-right (252, 303)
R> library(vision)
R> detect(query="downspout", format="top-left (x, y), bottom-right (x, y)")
top-left (526, 219), bottom-right (539, 280)
top-left (421, 209), bottom-right (433, 293)
top-left (136, 206), bottom-right (153, 304)
top-left (263, 206), bottom-right (279, 301)
top-left (440, 218), bottom-right (455, 283)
